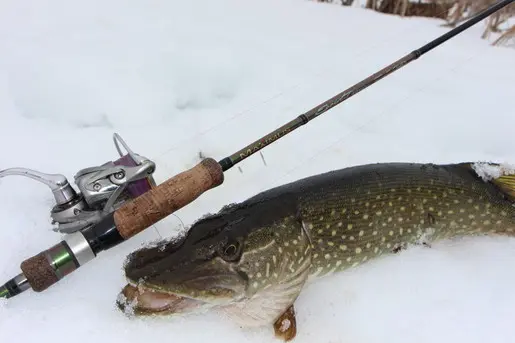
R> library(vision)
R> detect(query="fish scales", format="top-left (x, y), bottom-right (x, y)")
top-left (296, 163), bottom-right (515, 278)
top-left (117, 162), bottom-right (515, 340)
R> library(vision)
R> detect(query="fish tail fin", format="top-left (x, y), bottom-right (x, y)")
top-left (448, 162), bottom-right (515, 238)
top-left (491, 174), bottom-right (515, 199)
top-left (490, 172), bottom-right (515, 238)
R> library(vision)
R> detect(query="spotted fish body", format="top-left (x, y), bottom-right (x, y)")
top-left (296, 162), bottom-right (515, 279)
top-left (118, 162), bottom-right (515, 339)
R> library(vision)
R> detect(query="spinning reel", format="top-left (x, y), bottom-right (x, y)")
top-left (0, 133), bottom-right (157, 234)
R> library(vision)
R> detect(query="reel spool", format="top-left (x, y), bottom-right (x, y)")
top-left (0, 133), bottom-right (156, 234)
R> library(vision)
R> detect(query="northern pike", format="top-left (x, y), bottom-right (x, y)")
top-left (116, 162), bottom-right (515, 340)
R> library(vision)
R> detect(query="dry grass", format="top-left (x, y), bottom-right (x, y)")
top-left (313, 0), bottom-right (514, 47)
top-left (444, 0), bottom-right (514, 46)
top-left (366, 0), bottom-right (454, 19)
top-left (492, 23), bottom-right (515, 46)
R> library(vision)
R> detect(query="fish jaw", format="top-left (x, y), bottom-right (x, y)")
top-left (116, 283), bottom-right (208, 316)
top-left (117, 259), bottom-right (250, 317)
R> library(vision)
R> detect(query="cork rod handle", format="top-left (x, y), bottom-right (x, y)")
top-left (113, 158), bottom-right (224, 239)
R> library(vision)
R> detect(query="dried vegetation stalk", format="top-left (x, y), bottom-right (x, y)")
top-left (314, 0), bottom-right (514, 47)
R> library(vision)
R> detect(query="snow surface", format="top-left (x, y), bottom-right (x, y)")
top-left (1, 0), bottom-right (515, 342)
top-left (472, 162), bottom-right (515, 181)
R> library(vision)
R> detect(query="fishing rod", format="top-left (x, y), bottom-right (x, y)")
top-left (1, 0), bottom-right (512, 300)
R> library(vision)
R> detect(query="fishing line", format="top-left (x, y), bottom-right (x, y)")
top-left (255, 37), bottom-right (495, 194)
top-left (141, 160), bottom-right (186, 240)
top-left (149, 4), bottom-right (466, 164)
top-left (151, 212), bottom-right (188, 240)
top-left (163, 34), bottom-right (488, 219)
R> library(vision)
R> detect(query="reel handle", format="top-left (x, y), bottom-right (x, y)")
top-left (113, 157), bottom-right (224, 239)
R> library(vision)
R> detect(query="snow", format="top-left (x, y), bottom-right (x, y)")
top-left (472, 162), bottom-right (515, 181)
top-left (1, 0), bottom-right (515, 342)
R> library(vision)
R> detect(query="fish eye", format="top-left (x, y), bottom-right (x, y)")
top-left (219, 240), bottom-right (241, 262)
top-left (224, 244), bottom-right (238, 256)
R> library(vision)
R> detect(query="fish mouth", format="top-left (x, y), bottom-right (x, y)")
top-left (116, 273), bottom-right (247, 316)
top-left (116, 282), bottom-right (207, 316)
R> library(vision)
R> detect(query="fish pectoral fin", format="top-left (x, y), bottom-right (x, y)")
top-left (274, 304), bottom-right (297, 341)
top-left (218, 274), bottom-right (306, 329)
